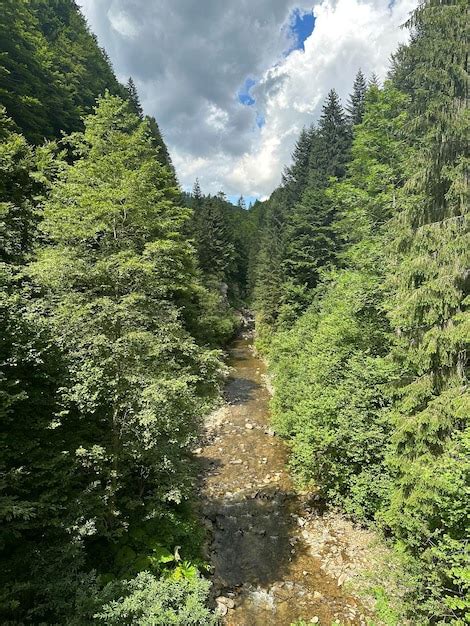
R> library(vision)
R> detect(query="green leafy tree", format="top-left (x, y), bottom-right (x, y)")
top-left (271, 82), bottom-right (409, 519)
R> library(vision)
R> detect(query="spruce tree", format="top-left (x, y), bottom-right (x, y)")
top-left (192, 178), bottom-right (203, 207)
top-left (386, 1), bottom-right (469, 620)
top-left (314, 88), bottom-right (351, 181)
top-left (146, 115), bottom-right (175, 174)
top-left (126, 77), bottom-right (144, 119)
top-left (282, 125), bottom-right (315, 205)
top-left (237, 195), bottom-right (247, 210)
top-left (280, 91), bottom-right (351, 320)
top-left (346, 69), bottom-right (367, 126)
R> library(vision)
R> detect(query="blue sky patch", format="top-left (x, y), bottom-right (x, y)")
top-left (228, 194), bottom-right (259, 207)
top-left (256, 111), bottom-right (265, 128)
top-left (238, 77), bottom-right (257, 106)
top-left (285, 8), bottom-right (315, 55)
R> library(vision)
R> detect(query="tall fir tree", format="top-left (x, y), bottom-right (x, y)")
top-left (281, 126), bottom-right (316, 206)
top-left (126, 77), bottom-right (144, 119)
top-left (279, 90), bottom-right (351, 321)
top-left (346, 69), bottom-right (368, 126)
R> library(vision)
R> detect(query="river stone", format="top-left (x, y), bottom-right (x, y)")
top-left (216, 596), bottom-right (235, 609)
top-left (310, 617), bottom-right (319, 624)
top-left (245, 422), bottom-right (254, 429)
top-left (215, 601), bottom-right (228, 616)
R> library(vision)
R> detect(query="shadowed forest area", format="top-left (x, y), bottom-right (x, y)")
top-left (0, 1), bottom-right (468, 624)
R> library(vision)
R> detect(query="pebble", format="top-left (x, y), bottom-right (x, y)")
top-left (310, 618), bottom-right (319, 624)
top-left (245, 422), bottom-right (254, 429)
top-left (193, 447), bottom-right (202, 455)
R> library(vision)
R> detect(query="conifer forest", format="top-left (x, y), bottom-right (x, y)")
top-left (0, 1), bottom-right (468, 624)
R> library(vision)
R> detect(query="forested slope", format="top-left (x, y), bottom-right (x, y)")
top-left (253, 1), bottom-right (469, 623)
top-left (0, 1), bottom-right (252, 623)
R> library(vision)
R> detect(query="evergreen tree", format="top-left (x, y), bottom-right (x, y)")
top-left (0, 0), bottom-right (126, 143)
top-left (281, 126), bottom-right (315, 205)
top-left (237, 195), bottom-right (247, 210)
top-left (271, 82), bottom-right (410, 520)
top-left (279, 91), bottom-right (351, 321)
top-left (385, 1), bottom-right (469, 620)
top-left (313, 88), bottom-right (351, 182)
top-left (193, 195), bottom-right (235, 280)
top-left (346, 69), bottom-right (368, 126)
top-left (146, 115), bottom-right (175, 174)
top-left (192, 178), bottom-right (203, 207)
top-left (126, 77), bottom-right (144, 118)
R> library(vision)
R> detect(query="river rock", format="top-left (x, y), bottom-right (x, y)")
top-left (215, 601), bottom-right (228, 616)
top-left (245, 422), bottom-right (254, 429)
top-left (310, 618), bottom-right (319, 624)
top-left (216, 596), bottom-right (235, 609)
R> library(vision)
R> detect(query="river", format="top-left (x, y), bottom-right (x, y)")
top-left (198, 330), bottom-right (375, 625)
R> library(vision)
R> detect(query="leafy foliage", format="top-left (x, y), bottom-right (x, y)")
top-left (255, 3), bottom-right (469, 624)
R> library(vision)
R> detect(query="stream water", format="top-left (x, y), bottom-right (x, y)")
top-left (198, 331), bottom-right (373, 626)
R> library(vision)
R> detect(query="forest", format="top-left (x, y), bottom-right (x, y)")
top-left (0, 0), bottom-right (468, 624)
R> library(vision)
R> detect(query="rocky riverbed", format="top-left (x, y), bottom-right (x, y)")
top-left (196, 331), bottom-right (396, 625)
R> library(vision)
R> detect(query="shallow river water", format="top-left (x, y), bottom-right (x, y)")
top-left (198, 332), bottom-right (374, 626)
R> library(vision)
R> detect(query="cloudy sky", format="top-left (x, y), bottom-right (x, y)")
top-left (78, 0), bottom-right (417, 203)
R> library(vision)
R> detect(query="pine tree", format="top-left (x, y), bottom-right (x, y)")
top-left (314, 88), bottom-right (351, 181)
top-left (146, 115), bottom-right (175, 174)
top-left (282, 126), bottom-right (315, 205)
top-left (346, 69), bottom-right (367, 126)
top-left (192, 178), bottom-right (203, 207)
top-left (279, 91), bottom-right (351, 320)
top-left (126, 77), bottom-right (143, 118)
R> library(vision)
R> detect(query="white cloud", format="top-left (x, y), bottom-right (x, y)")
top-left (224, 0), bottom-right (417, 197)
top-left (107, 9), bottom-right (139, 38)
top-left (78, 0), bottom-right (417, 199)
